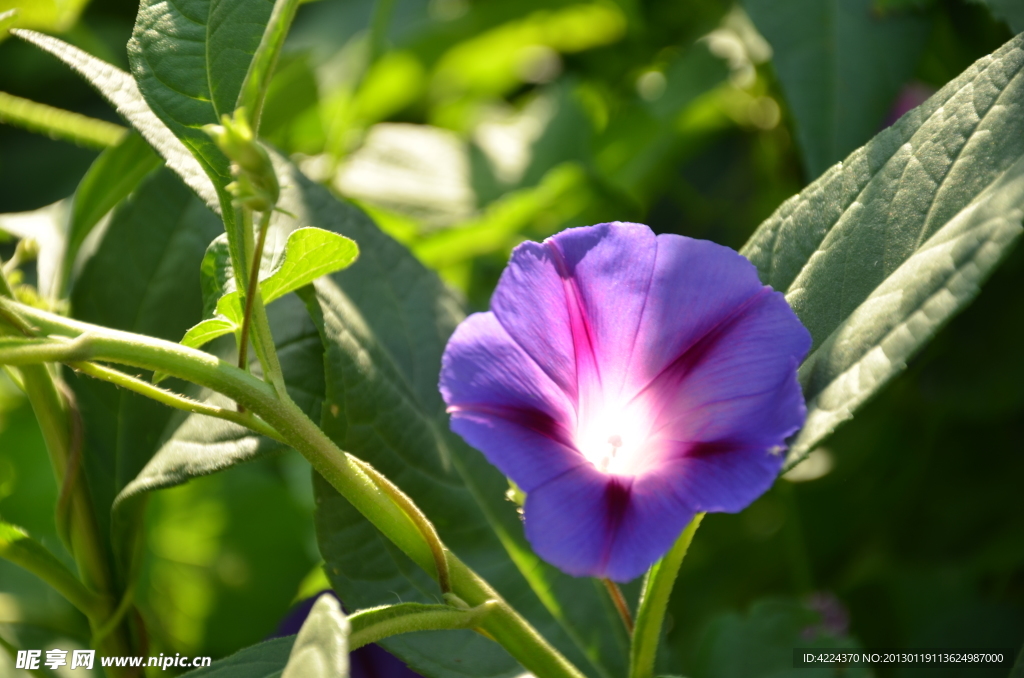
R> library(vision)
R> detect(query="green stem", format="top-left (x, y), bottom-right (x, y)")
top-left (236, 0), bottom-right (302, 131)
top-left (237, 209), bottom-right (270, 373)
top-left (0, 270), bottom-right (137, 675)
top-left (348, 601), bottom-right (496, 650)
top-left (0, 91), bottom-right (126, 149)
top-left (0, 522), bottom-right (109, 619)
top-left (629, 514), bottom-right (704, 678)
top-left (70, 360), bottom-right (282, 441)
top-left (1, 300), bottom-right (587, 678)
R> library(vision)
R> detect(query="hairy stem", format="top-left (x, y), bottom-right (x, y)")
top-left (1, 300), bottom-right (587, 678)
top-left (348, 601), bottom-right (496, 650)
top-left (70, 361), bottom-right (282, 441)
top-left (629, 514), bottom-right (704, 678)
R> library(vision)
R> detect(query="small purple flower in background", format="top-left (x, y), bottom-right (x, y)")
top-left (440, 222), bottom-right (810, 582)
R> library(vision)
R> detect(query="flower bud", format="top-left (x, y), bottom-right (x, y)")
top-left (204, 109), bottom-right (280, 212)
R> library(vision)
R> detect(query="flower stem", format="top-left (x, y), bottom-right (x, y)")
top-left (602, 578), bottom-right (634, 634)
top-left (629, 513), bottom-right (704, 678)
top-left (348, 601), bottom-right (496, 650)
top-left (0, 299), bottom-right (587, 678)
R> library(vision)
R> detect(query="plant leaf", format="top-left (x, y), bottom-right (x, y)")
top-left (740, 34), bottom-right (1024, 465)
top-left (281, 594), bottom-right (350, 678)
top-left (12, 29), bottom-right (219, 211)
top-left (63, 131), bottom-right (162, 292)
top-left (216, 227), bottom-right (359, 323)
top-left (182, 636), bottom-right (295, 677)
top-left (691, 598), bottom-right (867, 678)
top-left (238, 0), bottom-right (303, 129)
top-left (744, 0), bottom-right (930, 178)
top-left (68, 168), bottom-right (223, 551)
top-left (976, 0), bottom-right (1024, 33)
top-left (127, 0), bottom-right (276, 197)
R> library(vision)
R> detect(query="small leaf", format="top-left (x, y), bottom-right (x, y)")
top-left (216, 227), bottom-right (359, 322)
top-left (12, 29), bottom-right (219, 211)
top-left (181, 318), bottom-right (238, 349)
top-left (282, 594), bottom-right (350, 678)
top-left (741, 33), bottom-right (1024, 464)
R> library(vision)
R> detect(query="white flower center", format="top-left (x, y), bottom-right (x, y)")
top-left (575, 400), bottom-right (652, 476)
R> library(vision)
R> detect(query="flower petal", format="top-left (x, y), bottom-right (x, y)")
top-left (622, 235), bottom-right (771, 399)
top-left (643, 289), bottom-right (810, 447)
top-left (659, 440), bottom-right (787, 513)
top-left (524, 465), bottom-right (696, 582)
top-left (440, 312), bottom-right (585, 491)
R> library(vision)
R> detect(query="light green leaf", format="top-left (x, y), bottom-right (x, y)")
top-left (744, 0), bottom-right (930, 178)
top-left (200, 234), bottom-right (236, 318)
top-left (282, 594), bottom-right (350, 678)
top-left (127, 0), bottom-right (276, 197)
top-left (181, 318), bottom-right (238, 350)
top-left (238, 0), bottom-right (303, 130)
top-left (740, 34), bottom-right (1024, 465)
top-left (216, 227), bottom-right (359, 323)
top-left (12, 29), bottom-right (219, 211)
top-left (0, 0), bottom-right (89, 34)
top-left (63, 131), bottom-right (162, 292)
top-left (183, 636), bottom-right (294, 677)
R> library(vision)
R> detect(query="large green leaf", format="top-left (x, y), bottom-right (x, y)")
top-left (127, 0), bottom-right (275, 196)
top-left (744, 0), bottom-right (930, 178)
top-left (740, 34), bottom-right (1024, 464)
top-left (63, 131), bottom-right (162, 292)
top-left (12, 29), bottom-right (219, 211)
top-left (67, 168), bottom-right (223, 550)
top-left (294, 142), bottom-right (625, 677)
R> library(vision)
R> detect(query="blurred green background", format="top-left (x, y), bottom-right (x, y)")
top-left (1, 0), bottom-right (1022, 675)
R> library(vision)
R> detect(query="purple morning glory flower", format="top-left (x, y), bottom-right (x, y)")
top-left (439, 222), bottom-right (811, 582)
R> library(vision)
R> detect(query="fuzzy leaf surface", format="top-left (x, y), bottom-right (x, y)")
top-left (741, 34), bottom-right (1024, 464)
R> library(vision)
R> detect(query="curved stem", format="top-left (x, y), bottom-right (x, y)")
top-left (629, 514), bottom-right (704, 678)
top-left (1, 299), bottom-right (587, 678)
top-left (69, 360), bottom-right (282, 441)
top-left (0, 522), bottom-right (109, 619)
top-left (348, 601), bottom-right (496, 650)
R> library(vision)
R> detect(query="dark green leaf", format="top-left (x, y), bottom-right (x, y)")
top-left (184, 636), bottom-right (294, 678)
top-left (692, 598), bottom-right (867, 678)
top-left (127, 0), bottom-right (275, 196)
top-left (12, 29), bottom-right (220, 211)
top-left (740, 34), bottom-right (1024, 464)
top-left (64, 131), bottom-right (161, 292)
top-left (744, 0), bottom-right (930, 178)
top-left (976, 0), bottom-right (1024, 34)
top-left (68, 168), bottom-right (223, 550)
